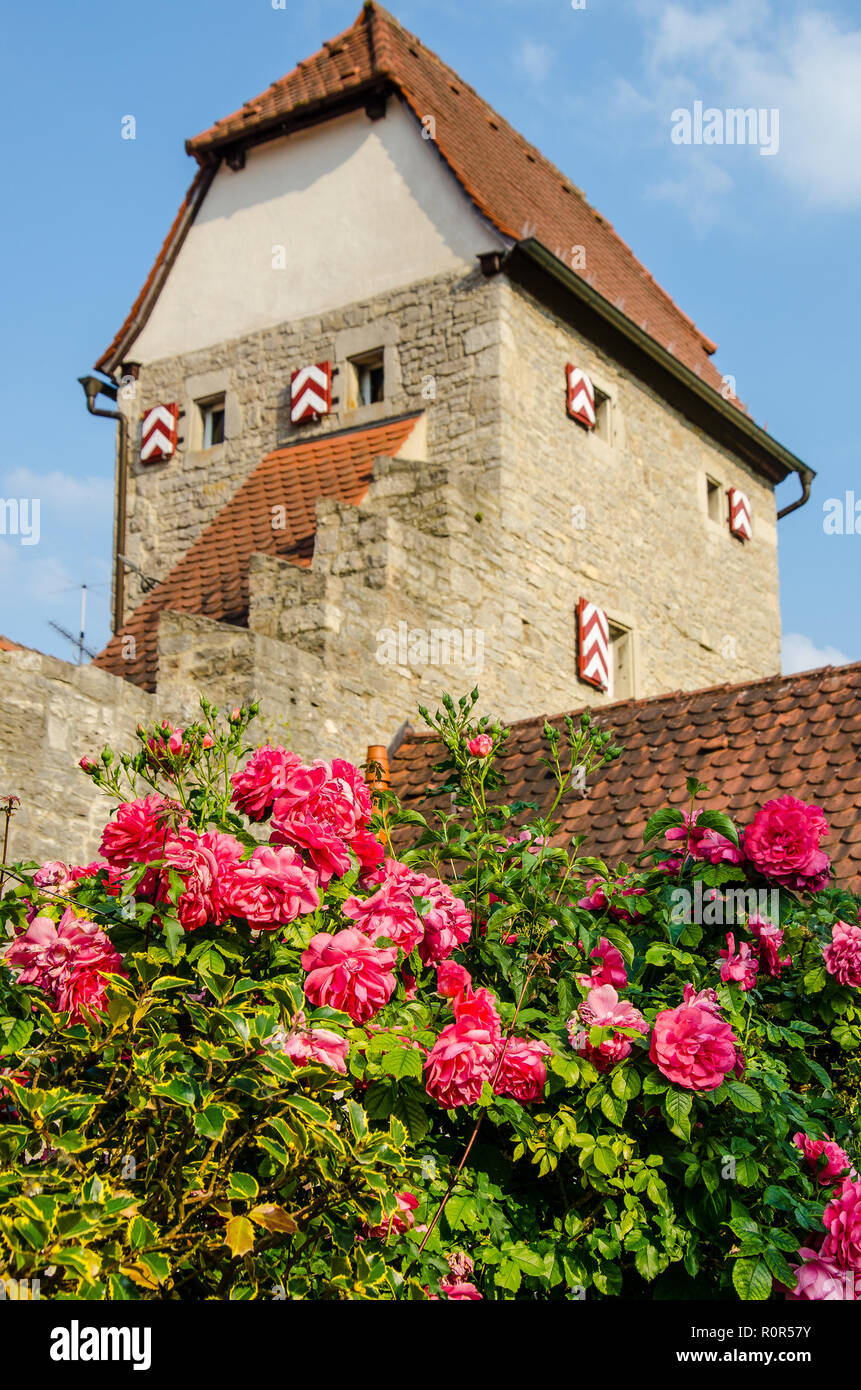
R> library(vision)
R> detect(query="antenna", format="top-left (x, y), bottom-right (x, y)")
top-left (118, 554), bottom-right (160, 594)
top-left (48, 582), bottom-right (97, 663)
top-left (48, 620), bottom-right (98, 664)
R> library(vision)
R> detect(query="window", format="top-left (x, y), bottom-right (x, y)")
top-left (198, 395), bottom-right (226, 448)
top-left (594, 387), bottom-right (612, 443)
top-left (348, 350), bottom-right (385, 409)
top-left (608, 621), bottom-right (634, 701)
top-left (706, 476), bottom-right (723, 523)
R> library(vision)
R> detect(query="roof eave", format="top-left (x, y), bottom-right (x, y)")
top-left (185, 75), bottom-right (393, 166)
top-left (512, 239), bottom-right (814, 491)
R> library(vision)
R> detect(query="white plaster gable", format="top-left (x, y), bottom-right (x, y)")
top-left (131, 100), bottom-right (505, 363)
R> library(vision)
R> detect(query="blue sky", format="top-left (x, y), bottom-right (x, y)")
top-left (1, 0), bottom-right (858, 673)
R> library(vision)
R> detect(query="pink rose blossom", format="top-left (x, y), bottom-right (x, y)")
top-left (160, 830), bottom-right (244, 931)
top-left (568, 984), bottom-right (648, 1072)
top-left (578, 877), bottom-right (645, 923)
top-left (665, 811), bottom-right (744, 866)
top-left (467, 734), bottom-right (493, 758)
top-left (454, 986), bottom-right (502, 1040)
top-left (786, 1247), bottom-right (854, 1301)
top-left (821, 1179), bottom-right (861, 1271)
top-left (577, 935), bottom-right (628, 990)
top-left (435, 1279), bottom-right (483, 1300)
top-left (448, 1251), bottom-right (474, 1279)
top-left (220, 845), bottom-right (319, 929)
top-left (269, 1013), bottom-right (349, 1074)
top-left (349, 827), bottom-right (386, 873)
top-left (493, 1036), bottom-right (551, 1102)
top-left (793, 1132), bottom-right (853, 1187)
top-left (747, 914), bottom-right (791, 977)
top-left (437, 960), bottom-right (472, 998)
top-left (823, 919), bottom-right (861, 989)
top-left (718, 932), bottom-right (759, 991)
top-left (650, 993), bottom-right (739, 1091)
top-left (230, 746), bottom-right (319, 821)
top-left (743, 795), bottom-right (830, 891)
top-left (3, 909), bottom-right (125, 1023)
top-left (270, 814), bottom-right (352, 885)
top-left (301, 928), bottom-right (396, 1024)
top-left (100, 794), bottom-right (180, 867)
top-left (361, 1191), bottom-right (420, 1240)
top-left (424, 1020), bottom-right (497, 1108)
top-left (342, 882), bottom-right (424, 953)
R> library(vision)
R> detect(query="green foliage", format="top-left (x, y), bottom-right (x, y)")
top-left (1, 693), bottom-right (858, 1301)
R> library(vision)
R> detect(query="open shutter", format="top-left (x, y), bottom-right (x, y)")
top-left (728, 487), bottom-right (752, 541)
top-left (578, 597), bottom-right (610, 689)
top-left (140, 403), bottom-right (179, 462)
top-left (566, 363), bottom-right (596, 428)
top-left (291, 362), bottom-right (332, 424)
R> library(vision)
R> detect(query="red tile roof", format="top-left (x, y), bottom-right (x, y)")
top-left (388, 661), bottom-right (861, 889)
top-left (94, 414), bottom-right (421, 691)
top-left (98, 2), bottom-right (733, 407)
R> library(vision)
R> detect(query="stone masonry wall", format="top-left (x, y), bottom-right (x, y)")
top-left (122, 265), bottom-right (504, 616)
top-left (496, 279), bottom-right (781, 708)
top-left (0, 649), bottom-right (158, 865)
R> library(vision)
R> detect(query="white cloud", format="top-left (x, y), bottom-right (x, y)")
top-left (518, 41), bottom-right (553, 83)
top-left (640, 1), bottom-right (861, 209)
top-left (782, 631), bottom-right (851, 674)
top-left (648, 156), bottom-right (733, 233)
top-left (0, 468), bottom-right (110, 514)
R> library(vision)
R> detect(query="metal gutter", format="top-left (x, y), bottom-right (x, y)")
top-left (513, 238), bottom-right (815, 505)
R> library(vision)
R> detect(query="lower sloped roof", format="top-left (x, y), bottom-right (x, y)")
top-left (388, 661), bottom-right (861, 887)
top-left (95, 413), bottom-right (422, 691)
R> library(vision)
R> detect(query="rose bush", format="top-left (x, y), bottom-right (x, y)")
top-left (0, 690), bottom-right (859, 1301)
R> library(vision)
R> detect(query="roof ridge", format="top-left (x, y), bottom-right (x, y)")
top-left (396, 658), bottom-right (861, 747)
top-left (262, 409), bottom-right (423, 459)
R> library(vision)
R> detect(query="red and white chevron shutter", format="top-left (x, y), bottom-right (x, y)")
top-left (578, 597), bottom-right (610, 690)
top-left (728, 487), bottom-right (752, 541)
top-left (291, 362), bottom-right (332, 424)
top-left (566, 363), bottom-right (596, 429)
top-left (140, 403), bottom-right (179, 463)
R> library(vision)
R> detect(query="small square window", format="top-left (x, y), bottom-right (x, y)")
top-left (348, 350), bottom-right (385, 409)
top-left (594, 388), bottom-right (612, 442)
top-left (198, 395), bottom-right (225, 448)
top-left (706, 476), bottom-right (722, 523)
top-left (608, 620), bottom-right (634, 701)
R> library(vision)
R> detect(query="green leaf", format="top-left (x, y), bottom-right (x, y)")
top-left (723, 1080), bottom-right (761, 1113)
top-left (151, 1077), bottom-right (196, 1107)
top-left (381, 1047), bottom-right (423, 1081)
top-left (226, 1172), bottom-right (259, 1201)
top-left (732, 1257), bottom-right (773, 1301)
top-left (347, 1099), bottom-right (368, 1140)
top-left (494, 1259), bottom-right (522, 1293)
top-left (663, 1088), bottom-right (692, 1138)
top-left (0, 1017), bottom-right (34, 1054)
top-left (592, 1144), bottom-right (619, 1175)
top-left (634, 1243), bottom-right (663, 1282)
top-left (803, 965), bottom-right (827, 995)
top-left (284, 1094), bottom-right (329, 1126)
top-left (611, 1067), bottom-right (641, 1101)
top-left (696, 810), bottom-right (739, 848)
top-left (600, 1091), bottom-right (627, 1127)
top-left (643, 807), bottom-right (685, 845)
top-left (194, 1105), bottom-right (232, 1141)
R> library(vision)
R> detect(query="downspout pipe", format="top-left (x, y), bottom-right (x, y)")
top-left (776, 465), bottom-right (815, 521)
top-left (78, 375), bottom-right (127, 634)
